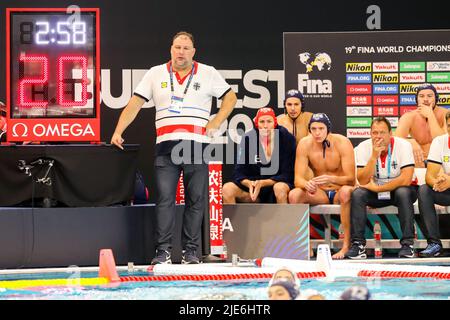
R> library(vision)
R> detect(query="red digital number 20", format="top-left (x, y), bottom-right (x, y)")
top-left (18, 53), bottom-right (88, 108)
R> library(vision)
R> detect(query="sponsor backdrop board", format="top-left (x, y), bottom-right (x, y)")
top-left (284, 30), bottom-right (450, 142)
top-left (0, 1), bottom-right (449, 205)
top-left (285, 30), bottom-right (450, 242)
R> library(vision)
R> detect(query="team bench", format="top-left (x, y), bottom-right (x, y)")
top-left (309, 204), bottom-right (450, 250)
top-left (309, 168), bottom-right (450, 250)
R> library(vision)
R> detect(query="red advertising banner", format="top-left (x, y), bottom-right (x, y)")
top-left (7, 118), bottom-right (100, 142)
top-left (346, 95), bottom-right (372, 106)
top-left (175, 162), bottom-right (224, 255)
top-left (346, 84), bottom-right (372, 95)
top-left (208, 161), bottom-right (224, 255)
top-left (373, 95), bottom-right (399, 105)
top-left (175, 172), bottom-right (185, 205)
top-left (373, 106), bottom-right (399, 116)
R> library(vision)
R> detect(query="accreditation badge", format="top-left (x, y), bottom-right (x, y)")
top-left (377, 191), bottom-right (391, 200)
top-left (376, 178), bottom-right (391, 200)
top-left (169, 95), bottom-right (183, 113)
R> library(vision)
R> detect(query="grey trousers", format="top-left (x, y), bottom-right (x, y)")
top-left (350, 186), bottom-right (417, 246)
top-left (417, 184), bottom-right (448, 245)
top-left (154, 155), bottom-right (208, 252)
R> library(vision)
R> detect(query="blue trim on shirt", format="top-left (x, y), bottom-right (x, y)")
top-left (156, 106), bottom-right (210, 114)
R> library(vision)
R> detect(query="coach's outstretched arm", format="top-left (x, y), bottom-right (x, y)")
top-left (110, 95), bottom-right (146, 149)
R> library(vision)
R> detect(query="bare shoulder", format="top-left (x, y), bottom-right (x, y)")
top-left (398, 110), bottom-right (415, 123)
top-left (436, 106), bottom-right (449, 119)
top-left (396, 110), bottom-right (414, 128)
top-left (333, 133), bottom-right (352, 144)
top-left (298, 135), bottom-right (313, 148)
top-left (332, 134), bottom-right (354, 150)
top-left (277, 114), bottom-right (289, 126)
top-left (300, 112), bottom-right (313, 125)
top-left (394, 110), bottom-right (416, 137)
top-left (302, 111), bottom-right (313, 121)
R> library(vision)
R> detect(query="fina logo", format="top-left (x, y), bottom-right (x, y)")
top-left (297, 52), bottom-right (332, 96)
top-left (298, 52), bottom-right (332, 73)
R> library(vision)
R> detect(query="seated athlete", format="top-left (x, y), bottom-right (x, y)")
top-left (223, 107), bottom-right (296, 203)
top-left (277, 89), bottom-right (313, 145)
top-left (416, 111), bottom-right (450, 258)
top-left (395, 83), bottom-right (448, 167)
top-left (289, 113), bottom-right (355, 259)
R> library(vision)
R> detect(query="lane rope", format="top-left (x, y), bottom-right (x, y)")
top-left (120, 271), bottom-right (326, 283)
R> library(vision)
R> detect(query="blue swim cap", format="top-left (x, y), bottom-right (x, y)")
top-left (284, 89), bottom-right (305, 109)
top-left (416, 83), bottom-right (439, 104)
top-left (340, 285), bottom-right (371, 300)
top-left (268, 267), bottom-right (301, 290)
top-left (269, 279), bottom-right (300, 300)
top-left (308, 113), bottom-right (332, 133)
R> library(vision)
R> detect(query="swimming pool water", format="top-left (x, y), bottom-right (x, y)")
top-left (0, 271), bottom-right (449, 300)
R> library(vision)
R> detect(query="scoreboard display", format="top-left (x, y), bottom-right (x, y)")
top-left (6, 8), bottom-right (100, 142)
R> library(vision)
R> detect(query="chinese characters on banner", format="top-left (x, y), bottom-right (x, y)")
top-left (208, 162), bottom-right (224, 255)
top-left (175, 162), bottom-right (224, 255)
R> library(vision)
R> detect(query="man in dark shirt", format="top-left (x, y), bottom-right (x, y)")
top-left (223, 107), bottom-right (296, 204)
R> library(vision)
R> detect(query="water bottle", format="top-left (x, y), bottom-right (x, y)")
top-left (373, 221), bottom-right (382, 259)
top-left (231, 254), bottom-right (239, 266)
top-left (220, 241), bottom-right (228, 261)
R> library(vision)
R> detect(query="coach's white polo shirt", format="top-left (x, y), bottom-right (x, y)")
top-left (134, 61), bottom-right (230, 145)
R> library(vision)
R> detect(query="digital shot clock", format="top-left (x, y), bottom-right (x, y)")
top-left (6, 8), bottom-right (100, 142)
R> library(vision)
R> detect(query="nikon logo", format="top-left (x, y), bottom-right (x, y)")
top-left (346, 63), bottom-right (371, 73)
top-left (373, 73), bottom-right (399, 83)
top-left (438, 95), bottom-right (450, 105)
top-left (400, 84), bottom-right (419, 94)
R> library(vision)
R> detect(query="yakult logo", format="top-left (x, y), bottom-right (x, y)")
top-left (434, 83), bottom-right (450, 93)
top-left (400, 73), bottom-right (425, 83)
top-left (347, 128), bottom-right (371, 138)
top-left (373, 62), bottom-right (398, 72)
